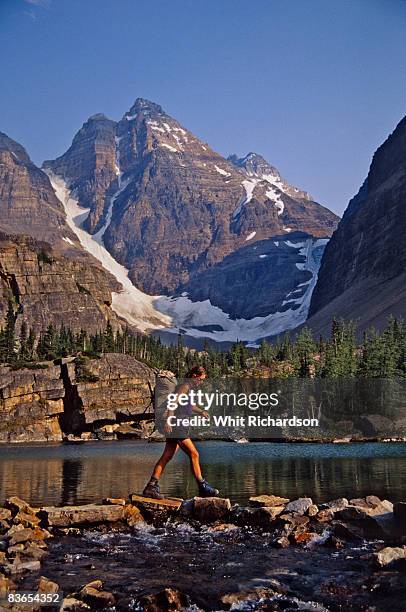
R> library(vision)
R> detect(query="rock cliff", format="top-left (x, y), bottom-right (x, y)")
top-left (0, 133), bottom-right (77, 251)
top-left (0, 233), bottom-right (121, 334)
top-left (308, 115), bottom-right (406, 335)
top-left (43, 115), bottom-right (118, 234)
top-left (0, 354), bottom-right (154, 443)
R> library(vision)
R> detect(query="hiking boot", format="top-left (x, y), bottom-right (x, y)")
top-left (198, 479), bottom-right (219, 497)
top-left (143, 478), bottom-right (163, 500)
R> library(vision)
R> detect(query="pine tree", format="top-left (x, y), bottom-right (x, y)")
top-left (294, 327), bottom-right (317, 377)
top-left (18, 321), bottom-right (29, 362)
top-left (4, 300), bottom-right (17, 363)
top-left (104, 321), bottom-right (115, 352)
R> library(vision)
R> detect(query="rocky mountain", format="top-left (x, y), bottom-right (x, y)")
top-left (43, 115), bottom-right (118, 234)
top-left (43, 98), bottom-right (339, 340)
top-left (308, 115), bottom-right (406, 335)
top-left (0, 232), bottom-right (122, 335)
top-left (0, 132), bottom-right (78, 250)
top-left (0, 132), bottom-right (165, 335)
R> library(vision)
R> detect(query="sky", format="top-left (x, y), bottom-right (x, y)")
top-left (1, 0), bottom-right (406, 216)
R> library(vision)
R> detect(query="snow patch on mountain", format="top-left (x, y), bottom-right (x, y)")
top-left (214, 165), bottom-right (231, 177)
top-left (160, 143), bottom-right (179, 153)
top-left (156, 238), bottom-right (329, 342)
top-left (47, 172), bottom-right (171, 332)
top-left (266, 186), bottom-right (284, 214)
top-left (233, 179), bottom-right (258, 218)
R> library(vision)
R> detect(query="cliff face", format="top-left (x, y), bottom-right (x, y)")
top-left (0, 363), bottom-right (65, 443)
top-left (0, 133), bottom-right (77, 251)
top-left (43, 115), bottom-right (118, 234)
top-left (0, 354), bottom-right (155, 443)
top-left (0, 233), bottom-right (121, 334)
top-left (308, 116), bottom-right (406, 334)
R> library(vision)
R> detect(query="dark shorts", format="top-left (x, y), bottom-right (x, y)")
top-left (166, 425), bottom-right (190, 441)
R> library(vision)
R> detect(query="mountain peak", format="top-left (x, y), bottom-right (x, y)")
top-left (229, 152), bottom-right (313, 202)
top-left (228, 152), bottom-right (281, 181)
top-left (126, 98), bottom-right (165, 119)
top-left (88, 113), bottom-right (112, 122)
top-left (0, 131), bottom-right (31, 163)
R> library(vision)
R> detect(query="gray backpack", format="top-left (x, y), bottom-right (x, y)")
top-left (154, 370), bottom-right (178, 433)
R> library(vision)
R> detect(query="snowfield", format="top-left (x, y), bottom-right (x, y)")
top-left (47, 169), bottom-right (328, 343)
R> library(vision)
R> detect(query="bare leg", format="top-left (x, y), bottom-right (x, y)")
top-left (178, 438), bottom-right (202, 482)
top-left (151, 440), bottom-right (179, 479)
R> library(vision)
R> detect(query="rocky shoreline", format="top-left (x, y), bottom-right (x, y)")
top-left (2, 353), bottom-right (406, 446)
top-left (0, 492), bottom-right (405, 610)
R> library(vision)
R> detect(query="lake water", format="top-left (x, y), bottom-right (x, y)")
top-left (0, 440), bottom-right (405, 506)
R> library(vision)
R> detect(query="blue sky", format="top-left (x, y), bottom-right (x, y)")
top-left (1, 0), bottom-right (406, 215)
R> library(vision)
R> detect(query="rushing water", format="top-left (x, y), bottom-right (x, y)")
top-left (0, 440), bottom-right (405, 506)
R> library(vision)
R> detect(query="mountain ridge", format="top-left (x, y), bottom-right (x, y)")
top-left (307, 113), bottom-right (406, 335)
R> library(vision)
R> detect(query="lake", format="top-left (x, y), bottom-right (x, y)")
top-left (0, 440), bottom-right (405, 506)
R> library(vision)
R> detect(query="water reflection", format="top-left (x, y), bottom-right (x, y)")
top-left (0, 441), bottom-right (405, 506)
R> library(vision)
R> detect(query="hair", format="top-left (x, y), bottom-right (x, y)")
top-left (186, 365), bottom-right (206, 378)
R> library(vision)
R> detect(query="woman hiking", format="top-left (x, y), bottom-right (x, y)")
top-left (143, 366), bottom-right (219, 499)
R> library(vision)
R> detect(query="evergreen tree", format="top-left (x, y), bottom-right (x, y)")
top-left (104, 321), bottom-right (115, 352)
top-left (4, 301), bottom-right (17, 363)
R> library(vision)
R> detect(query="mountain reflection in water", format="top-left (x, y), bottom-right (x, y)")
top-left (0, 440), bottom-right (405, 506)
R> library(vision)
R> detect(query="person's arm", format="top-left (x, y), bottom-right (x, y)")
top-left (192, 405), bottom-right (210, 419)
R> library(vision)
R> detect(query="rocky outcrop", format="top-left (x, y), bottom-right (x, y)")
top-left (0, 363), bottom-right (64, 444)
top-left (308, 115), bottom-right (406, 335)
top-left (62, 353), bottom-right (155, 433)
top-left (0, 354), bottom-right (154, 443)
top-left (43, 114), bottom-right (118, 234)
top-left (0, 133), bottom-right (78, 251)
top-left (0, 233), bottom-right (121, 334)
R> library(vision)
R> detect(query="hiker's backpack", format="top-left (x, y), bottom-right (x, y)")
top-left (153, 370), bottom-right (178, 433)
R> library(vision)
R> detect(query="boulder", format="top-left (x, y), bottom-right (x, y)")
top-left (8, 557), bottom-right (42, 574)
top-left (21, 543), bottom-right (48, 561)
top-left (335, 498), bottom-right (395, 539)
top-left (221, 587), bottom-right (280, 607)
top-left (316, 508), bottom-right (334, 523)
top-left (249, 506), bottom-right (285, 530)
top-left (124, 505), bottom-right (144, 527)
top-left (39, 504), bottom-right (125, 527)
top-left (38, 576), bottom-right (60, 594)
top-left (284, 498), bottom-right (313, 515)
top-left (61, 596), bottom-right (90, 611)
top-left (375, 546), bottom-right (406, 568)
top-left (0, 509), bottom-right (12, 521)
top-left (5, 497), bottom-right (38, 516)
top-left (13, 511), bottom-right (41, 528)
top-left (248, 495), bottom-right (289, 508)
top-left (321, 498), bottom-right (349, 512)
top-left (332, 521), bottom-right (365, 541)
top-left (79, 580), bottom-right (115, 608)
top-left (192, 497), bottom-right (231, 523)
top-left (138, 587), bottom-right (190, 612)
top-left (9, 527), bottom-right (51, 546)
top-left (308, 504), bottom-right (319, 517)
